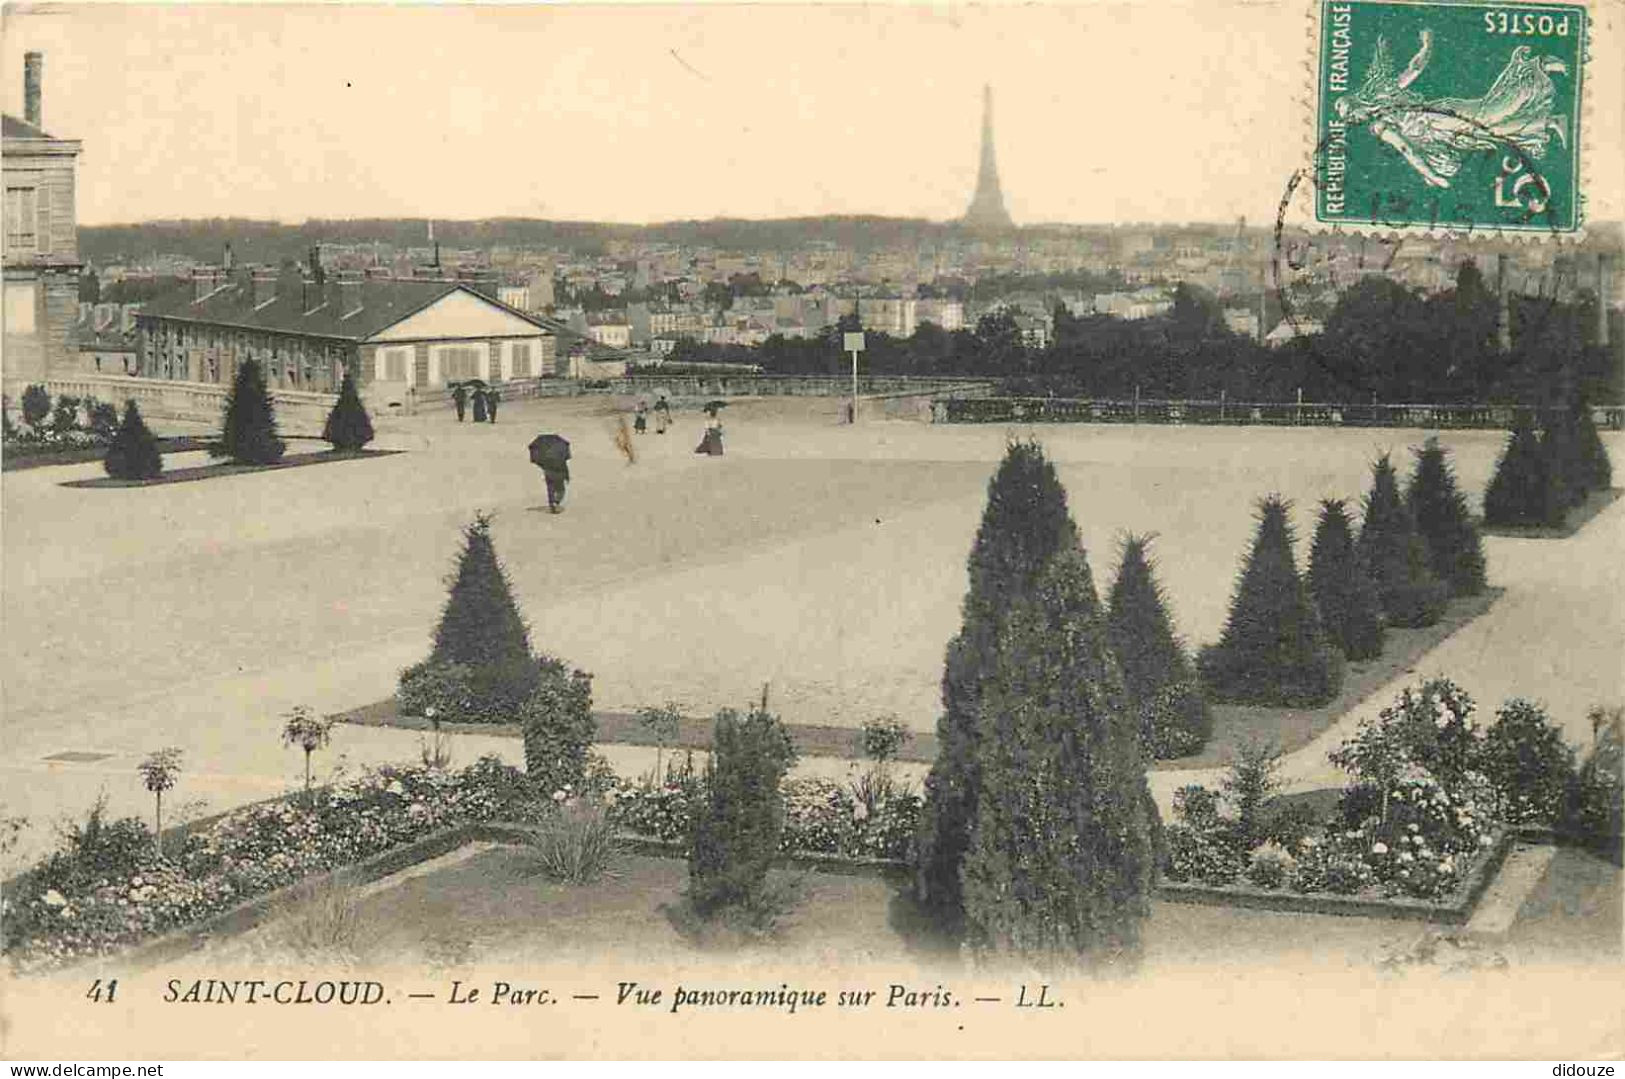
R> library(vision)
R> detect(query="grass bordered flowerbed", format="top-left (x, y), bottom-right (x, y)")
top-left (0, 755), bottom-right (921, 975)
top-left (3, 435), bottom-right (211, 471)
top-left (60, 447), bottom-right (401, 489)
top-left (334, 588), bottom-right (1502, 771)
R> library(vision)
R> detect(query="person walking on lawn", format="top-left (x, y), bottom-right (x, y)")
top-left (451, 383), bottom-right (467, 422)
top-left (486, 387), bottom-right (500, 423)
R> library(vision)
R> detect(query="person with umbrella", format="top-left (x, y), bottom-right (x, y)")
top-left (529, 433), bottom-right (571, 513)
top-left (471, 379), bottom-right (489, 423)
top-left (486, 385), bottom-right (501, 423)
top-left (451, 382), bottom-right (468, 422)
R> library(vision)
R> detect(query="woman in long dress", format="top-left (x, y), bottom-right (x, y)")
top-left (695, 416), bottom-right (724, 456)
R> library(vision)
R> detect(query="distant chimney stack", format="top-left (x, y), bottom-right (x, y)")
top-left (337, 269), bottom-right (363, 315)
top-left (223, 243), bottom-right (234, 272)
top-left (252, 267), bottom-right (278, 307)
top-left (23, 52), bottom-right (42, 129)
top-left (192, 266), bottom-right (219, 303)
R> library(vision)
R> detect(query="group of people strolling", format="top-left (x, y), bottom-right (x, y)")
top-left (451, 383), bottom-right (501, 423)
top-left (631, 398), bottom-right (672, 436)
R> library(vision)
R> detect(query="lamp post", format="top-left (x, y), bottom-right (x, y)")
top-left (844, 331), bottom-right (865, 425)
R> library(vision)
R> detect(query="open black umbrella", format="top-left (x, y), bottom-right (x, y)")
top-left (528, 433), bottom-right (571, 469)
top-left (464, 378), bottom-right (490, 390)
top-left (703, 399), bottom-right (728, 416)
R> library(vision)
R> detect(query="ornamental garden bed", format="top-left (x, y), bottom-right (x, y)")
top-left (1158, 828), bottom-right (1513, 924)
top-left (1477, 487), bottom-right (1621, 539)
top-left (1157, 589), bottom-right (1502, 770)
top-left (2, 435), bottom-right (210, 471)
top-left (60, 446), bottom-right (401, 489)
top-left (334, 589), bottom-right (1502, 771)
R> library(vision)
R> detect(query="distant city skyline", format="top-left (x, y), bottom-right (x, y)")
top-left (6, 2), bottom-right (1623, 229)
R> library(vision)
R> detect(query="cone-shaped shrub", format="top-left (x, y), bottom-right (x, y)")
top-left (1106, 534), bottom-right (1212, 758)
top-left (103, 400), bottom-right (163, 481)
top-left (961, 545), bottom-right (1158, 967)
top-left (1307, 499), bottom-right (1385, 661)
top-left (1357, 454), bottom-right (1449, 627)
top-left (916, 439), bottom-right (1080, 937)
top-left (322, 367), bottom-right (375, 452)
top-left (1575, 401), bottom-right (1614, 494)
top-left (1406, 438), bottom-right (1487, 596)
top-left (688, 706), bottom-right (797, 926)
top-left (1198, 496), bottom-right (1344, 706)
top-left (1484, 412), bottom-right (1559, 528)
top-left (401, 513), bottom-right (540, 721)
top-left (216, 359), bottom-right (285, 465)
top-left (1539, 408), bottom-right (1583, 511)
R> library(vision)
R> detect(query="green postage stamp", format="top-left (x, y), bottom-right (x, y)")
top-left (1315, 0), bottom-right (1588, 233)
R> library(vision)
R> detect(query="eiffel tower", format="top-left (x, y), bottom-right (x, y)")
top-left (960, 84), bottom-right (1014, 230)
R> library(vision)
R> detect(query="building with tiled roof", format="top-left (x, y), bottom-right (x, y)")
top-left (3, 53), bottom-right (84, 389)
top-left (134, 261), bottom-right (581, 407)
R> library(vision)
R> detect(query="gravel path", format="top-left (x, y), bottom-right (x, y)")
top-left (3, 398), bottom-right (1618, 863)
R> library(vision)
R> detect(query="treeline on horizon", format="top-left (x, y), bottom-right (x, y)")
top-left (669, 267), bottom-right (1623, 407)
top-left (78, 216), bottom-right (1240, 266)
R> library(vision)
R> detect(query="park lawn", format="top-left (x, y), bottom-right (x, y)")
top-left (210, 843), bottom-right (1448, 974)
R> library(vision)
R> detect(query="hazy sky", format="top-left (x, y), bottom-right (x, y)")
top-left (5, 1), bottom-right (1622, 227)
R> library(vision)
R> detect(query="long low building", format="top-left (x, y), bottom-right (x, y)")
top-left (134, 267), bottom-right (567, 403)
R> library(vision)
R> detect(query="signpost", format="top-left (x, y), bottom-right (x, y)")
top-left (844, 331), bottom-right (865, 425)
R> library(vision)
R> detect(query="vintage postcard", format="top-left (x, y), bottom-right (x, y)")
top-left (1, 0), bottom-right (1622, 1063)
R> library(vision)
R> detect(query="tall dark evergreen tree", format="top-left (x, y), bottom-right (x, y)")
top-left (1106, 534), bottom-right (1211, 757)
top-left (1307, 499), bottom-right (1385, 660)
top-left (1406, 438), bottom-right (1487, 596)
top-left (916, 439), bottom-right (1080, 936)
top-left (322, 367), bottom-right (375, 452)
top-left (961, 546), bottom-right (1158, 967)
top-left (1538, 407), bottom-right (1584, 511)
top-left (430, 513), bottom-right (533, 669)
top-left (1198, 496), bottom-right (1344, 706)
top-left (1484, 412), bottom-right (1559, 527)
top-left (413, 513), bottom-right (540, 715)
top-left (1357, 454), bottom-right (1449, 627)
top-left (103, 400), bottom-right (163, 481)
top-left (217, 359), bottom-right (286, 465)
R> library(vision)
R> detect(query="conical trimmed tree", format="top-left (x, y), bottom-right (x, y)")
top-left (418, 513), bottom-right (539, 718)
top-left (1357, 453), bottom-right (1449, 627)
top-left (961, 545), bottom-right (1158, 968)
top-left (217, 359), bottom-right (286, 465)
top-left (917, 439), bottom-right (1080, 937)
top-left (1539, 407), bottom-right (1583, 512)
top-left (322, 367), bottom-right (375, 452)
top-left (1575, 399), bottom-right (1614, 494)
top-left (103, 400), bottom-right (163, 481)
top-left (1406, 438), bottom-right (1487, 596)
top-left (1307, 499), bottom-right (1385, 661)
top-left (1484, 412), bottom-right (1558, 528)
top-left (1198, 496), bottom-right (1344, 706)
top-left (1106, 534), bottom-right (1211, 758)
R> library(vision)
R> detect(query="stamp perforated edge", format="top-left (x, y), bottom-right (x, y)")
top-left (1296, 0), bottom-right (1596, 245)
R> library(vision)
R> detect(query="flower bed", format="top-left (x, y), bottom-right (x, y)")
top-left (4, 756), bottom-right (921, 974)
top-left (1157, 678), bottom-right (1601, 918)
